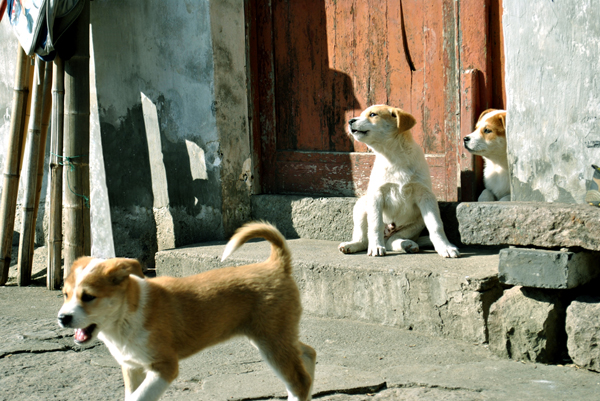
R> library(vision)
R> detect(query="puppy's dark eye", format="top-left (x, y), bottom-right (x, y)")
top-left (81, 292), bottom-right (96, 302)
top-left (369, 112), bottom-right (377, 117)
top-left (483, 128), bottom-right (492, 134)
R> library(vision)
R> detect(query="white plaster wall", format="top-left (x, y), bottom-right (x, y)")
top-left (504, 0), bottom-right (600, 202)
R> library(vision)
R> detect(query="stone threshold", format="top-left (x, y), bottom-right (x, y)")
top-left (457, 201), bottom-right (600, 251)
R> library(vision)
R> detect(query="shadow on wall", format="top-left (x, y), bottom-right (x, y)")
top-left (252, 0), bottom-right (363, 197)
top-left (84, 0), bottom-right (221, 267)
top-left (141, 93), bottom-right (223, 248)
top-left (99, 94), bottom-right (220, 267)
top-left (99, 104), bottom-right (157, 266)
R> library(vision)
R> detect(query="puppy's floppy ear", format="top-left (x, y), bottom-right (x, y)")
top-left (477, 108), bottom-right (497, 123)
top-left (104, 258), bottom-right (145, 285)
top-left (498, 111), bottom-right (506, 129)
top-left (393, 108), bottom-right (416, 132)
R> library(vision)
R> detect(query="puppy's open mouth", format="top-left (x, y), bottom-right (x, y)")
top-left (350, 129), bottom-right (368, 136)
top-left (74, 324), bottom-right (97, 344)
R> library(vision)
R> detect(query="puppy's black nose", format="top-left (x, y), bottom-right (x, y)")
top-left (349, 118), bottom-right (357, 125)
top-left (58, 314), bottom-right (72, 327)
top-left (463, 137), bottom-right (470, 144)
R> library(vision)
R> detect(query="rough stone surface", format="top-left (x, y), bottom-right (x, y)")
top-left (457, 202), bottom-right (600, 251)
top-left (488, 286), bottom-right (567, 363)
top-left (566, 296), bottom-right (600, 372)
top-left (499, 248), bottom-right (600, 289)
top-left (252, 195), bottom-right (463, 245)
top-left (156, 238), bottom-right (501, 344)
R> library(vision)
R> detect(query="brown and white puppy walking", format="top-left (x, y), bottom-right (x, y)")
top-left (338, 104), bottom-right (459, 258)
top-left (463, 109), bottom-right (510, 202)
top-left (57, 222), bottom-right (316, 401)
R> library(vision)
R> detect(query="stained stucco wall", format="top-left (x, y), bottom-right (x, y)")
top-left (503, 1), bottom-right (600, 203)
top-left (0, 22), bottom-right (19, 196)
top-left (0, 0), bottom-right (252, 267)
top-left (0, 23), bottom-right (17, 156)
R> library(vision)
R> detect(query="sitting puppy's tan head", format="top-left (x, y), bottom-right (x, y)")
top-left (348, 105), bottom-right (416, 148)
top-left (57, 257), bottom-right (145, 344)
top-left (463, 109), bottom-right (507, 158)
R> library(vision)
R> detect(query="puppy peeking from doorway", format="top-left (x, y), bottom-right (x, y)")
top-left (463, 109), bottom-right (510, 202)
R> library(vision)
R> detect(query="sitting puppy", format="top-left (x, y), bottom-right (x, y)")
top-left (58, 222), bottom-right (316, 401)
top-left (338, 104), bottom-right (459, 258)
top-left (463, 109), bottom-right (510, 201)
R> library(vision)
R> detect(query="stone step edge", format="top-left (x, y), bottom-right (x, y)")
top-left (457, 201), bottom-right (600, 251)
top-left (155, 239), bottom-right (502, 345)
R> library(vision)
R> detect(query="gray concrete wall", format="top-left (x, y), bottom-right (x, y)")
top-left (0, 0), bottom-right (252, 267)
top-left (503, 1), bottom-right (600, 203)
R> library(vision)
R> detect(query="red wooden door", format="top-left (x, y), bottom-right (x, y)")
top-left (248, 0), bottom-right (504, 201)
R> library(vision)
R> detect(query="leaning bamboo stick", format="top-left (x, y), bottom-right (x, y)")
top-left (19, 61), bottom-right (35, 170)
top-left (48, 56), bottom-right (64, 290)
top-left (23, 61), bottom-right (54, 281)
top-left (17, 58), bottom-right (47, 286)
top-left (63, 0), bottom-right (91, 277)
top-left (33, 61), bottom-right (54, 228)
top-left (0, 47), bottom-right (31, 285)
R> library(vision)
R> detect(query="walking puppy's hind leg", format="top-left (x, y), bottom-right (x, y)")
top-left (254, 339), bottom-right (315, 401)
top-left (299, 341), bottom-right (316, 397)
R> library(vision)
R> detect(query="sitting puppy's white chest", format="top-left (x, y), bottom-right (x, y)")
top-left (484, 162), bottom-right (510, 199)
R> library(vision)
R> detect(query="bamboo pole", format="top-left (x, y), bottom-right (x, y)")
top-left (48, 56), bottom-right (64, 290)
top-left (17, 58), bottom-right (48, 286)
top-left (0, 47), bottom-right (31, 285)
top-left (63, 0), bottom-right (91, 277)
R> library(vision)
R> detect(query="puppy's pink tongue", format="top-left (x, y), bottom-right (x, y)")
top-left (74, 328), bottom-right (89, 342)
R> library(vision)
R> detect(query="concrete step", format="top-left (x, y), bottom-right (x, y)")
top-left (155, 239), bottom-right (503, 344)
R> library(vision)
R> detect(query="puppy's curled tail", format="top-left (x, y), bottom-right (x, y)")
top-left (221, 221), bottom-right (292, 274)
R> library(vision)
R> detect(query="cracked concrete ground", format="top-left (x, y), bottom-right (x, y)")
top-left (2, 247), bottom-right (600, 400)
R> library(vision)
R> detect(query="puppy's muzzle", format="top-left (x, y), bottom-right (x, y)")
top-left (348, 118), bottom-right (365, 135)
top-left (58, 314), bottom-right (73, 328)
top-left (463, 136), bottom-right (472, 149)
